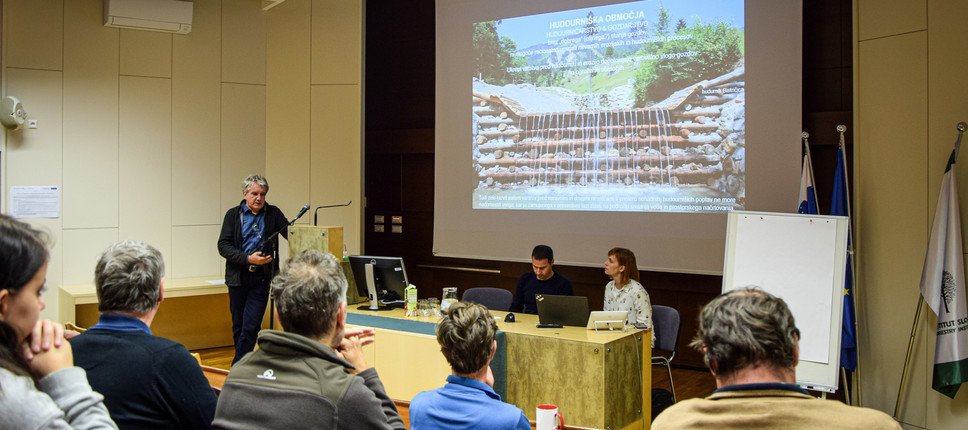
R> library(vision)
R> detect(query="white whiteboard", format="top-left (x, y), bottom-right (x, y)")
top-left (723, 211), bottom-right (848, 393)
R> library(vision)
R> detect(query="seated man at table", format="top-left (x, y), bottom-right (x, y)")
top-left (71, 240), bottom-right (218, 429)
top-left (409, 302), bottom-right (530, 430)
top-left (213, 250), bottom-right (405, 430)
top-left (509, 244), bottom-right (573, 314)
top-left (652, 287), bottom-right (900, 430)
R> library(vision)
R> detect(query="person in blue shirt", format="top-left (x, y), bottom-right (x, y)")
top-left (217, 174), bottom-right (289, 364)
top-left (71, 240), bottom-right (217, 429)
top-left (409, 302), bottom-right (530, 430)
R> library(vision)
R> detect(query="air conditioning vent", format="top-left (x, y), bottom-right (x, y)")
top-left (104, 0), bottom-right (193, 34)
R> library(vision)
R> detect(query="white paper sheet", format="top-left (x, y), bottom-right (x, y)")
top-left (10, 186), bottom-right (60, 218)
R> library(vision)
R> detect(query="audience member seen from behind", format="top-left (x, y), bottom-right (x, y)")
top-left (652, 287), bottom-right (901, 430)
top-left (603, 247), bottom-right (654, 346)
top-left (409, 302), bottom-right (531, 430)
top-left (509, 245), bottom-right (573, 314)
top-left (0, 214), bottom-right (117, 429)
top-left (213, 249), bottom-right (405, 430)
top-left (71, 240), bottom-right (218, 429)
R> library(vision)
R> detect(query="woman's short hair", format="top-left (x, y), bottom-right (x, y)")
top-left (436, 302), bottom-right (498, 375)
top-left (608, 247), bottom-right (640, 287)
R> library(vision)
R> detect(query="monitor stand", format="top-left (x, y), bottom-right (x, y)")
top-left (357, 262), bottom-right (391, 311)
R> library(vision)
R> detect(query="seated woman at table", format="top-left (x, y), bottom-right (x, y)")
top-left (603, 247), bottom-right (654, 346)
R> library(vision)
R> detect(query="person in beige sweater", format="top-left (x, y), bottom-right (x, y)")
top-left (652, 287), bottom-right (900, 430)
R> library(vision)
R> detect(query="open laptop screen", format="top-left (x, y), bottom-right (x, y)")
top-left (536, 294), bottom-right (590, 327)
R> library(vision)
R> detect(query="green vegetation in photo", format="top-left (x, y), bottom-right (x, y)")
top-left (473, 20), bottom-right (519, 85)
top-left (632, 20), bottom-right (744, 107)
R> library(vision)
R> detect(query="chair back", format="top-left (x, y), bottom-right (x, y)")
top-left (201, 365), bottom-right (229, 395)
top-left (652, 305), bottom-right (682, 356)
top-left (462, 287), bottom-right (513, 311)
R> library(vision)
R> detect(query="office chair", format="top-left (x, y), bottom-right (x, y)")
top-left (651, 305), bottom-right (682, 403)
top-left (462, 287), bottom-right (513, 312)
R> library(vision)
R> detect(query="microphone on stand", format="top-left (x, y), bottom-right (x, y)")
top-left (294, 204), bottom-right (310, 222)
top-left (314, 201), bottom-right (353, 226)
top-left (256, 203), bottom-right (311, 254)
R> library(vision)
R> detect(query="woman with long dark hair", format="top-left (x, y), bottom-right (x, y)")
top-left (0, 214), bottom-right (116, 428)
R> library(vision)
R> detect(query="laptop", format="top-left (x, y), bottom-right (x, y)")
top-left (586, 310), bottom-right (629, 331)
top-left (536, 294), bottom-right (590, 327)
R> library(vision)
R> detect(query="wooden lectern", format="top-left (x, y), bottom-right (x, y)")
top-left (288, 225), bottom-right (343, 258)
top-left (286, 225), bottom-right (360, 302)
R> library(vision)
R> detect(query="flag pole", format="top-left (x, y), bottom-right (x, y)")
top-left (894, 296), bottom-right (924, 419)
top-left (802, 132), bottom-right (820, 207)
top-left (893, 121), bottom-right (967, 419)
top-left (837, 124), bottom-right (862, 406)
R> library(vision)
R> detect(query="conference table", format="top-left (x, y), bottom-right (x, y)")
top-left (347, 307), bottom-right (652, 430)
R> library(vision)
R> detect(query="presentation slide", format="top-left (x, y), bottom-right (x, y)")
top-left (472, 0), bottom-right (745, 213)
top-left (436, 0), bottom-right (801, 273)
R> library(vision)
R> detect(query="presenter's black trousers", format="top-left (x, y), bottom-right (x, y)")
top-left (228, 269), bottom-right (270, 364)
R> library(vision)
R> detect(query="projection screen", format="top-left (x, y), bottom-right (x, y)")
top-left (434, 0), bottom-right (802, 274)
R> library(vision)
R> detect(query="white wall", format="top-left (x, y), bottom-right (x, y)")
top-left (1, 0), bottom-right (362, 322)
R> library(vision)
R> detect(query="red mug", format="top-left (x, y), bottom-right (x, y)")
top-left (536, 404), bottom-right (564, 430)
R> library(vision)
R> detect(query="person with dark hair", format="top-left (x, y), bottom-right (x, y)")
top-left (0, 214), bottom-right (116, 429)
top-left (409, 302), bottom-right (530, 430)
top-left (71, 240), bottom-right (217, 429)
top-left (652, 287), bottom-right (900, 429)
top-left (603, 247), bottom-right (654, 346)
top-left (217, 174), bottom-right (290, 364)
top-left (509, 244), bottom-right (573, 314)
top-left (213, 249), bottom-right (405, 430)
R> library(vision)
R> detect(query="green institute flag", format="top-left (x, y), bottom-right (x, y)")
top-left (919, 147), bottom-right (968, 398)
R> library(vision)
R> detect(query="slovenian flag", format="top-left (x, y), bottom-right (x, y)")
top-left (798, 149), bottom-right (818, 214)
top-left (830, 148), bottom-right (856, 371)
top-left (919, 144), bottom-right (968, 398)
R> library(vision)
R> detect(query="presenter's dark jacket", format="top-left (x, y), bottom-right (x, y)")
top-left (218, 200), bottom-right (289, 287)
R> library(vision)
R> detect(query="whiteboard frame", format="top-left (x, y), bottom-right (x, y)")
top-left (723, 210), bottom-right (849, 393)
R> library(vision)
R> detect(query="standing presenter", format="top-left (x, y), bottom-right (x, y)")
top-left (217, 174), bottom-right (288, 364)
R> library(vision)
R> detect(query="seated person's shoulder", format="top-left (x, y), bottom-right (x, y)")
top-left (832, 402), bottom-right (901, 429)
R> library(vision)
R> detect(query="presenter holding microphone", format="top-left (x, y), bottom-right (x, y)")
top-left (217, 174), bottom-right (289, 364)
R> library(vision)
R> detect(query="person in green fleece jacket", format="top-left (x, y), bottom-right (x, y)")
top-left (213, 249), bottom-right (405, 430)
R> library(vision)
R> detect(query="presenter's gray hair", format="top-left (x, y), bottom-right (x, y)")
top-left (95, 240), bottom-right (165, 314)
top-left (691, 287), bottom-right (799, 378)
top-left (272, 250), bottom-right (347, 339)
top-left (242, 174), bottom-right (269, 194)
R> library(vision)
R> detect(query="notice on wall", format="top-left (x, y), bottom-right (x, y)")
top-left (10, 186), bottom-right (60, 218)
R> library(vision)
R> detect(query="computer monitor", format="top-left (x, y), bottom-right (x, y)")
top-left (348, 255), bottom-right (409, 311)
